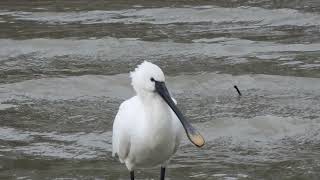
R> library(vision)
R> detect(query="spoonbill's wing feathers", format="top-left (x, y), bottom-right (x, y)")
top-left (112, 100), bottom-right (133, 163)
top-left (112, 96), bottom-right (142, 163)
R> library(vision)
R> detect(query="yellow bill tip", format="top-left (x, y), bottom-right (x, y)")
top-left (190, 133), bottom-right (205, 148)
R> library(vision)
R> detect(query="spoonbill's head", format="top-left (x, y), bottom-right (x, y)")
top-left (130, 61), bottom-right (165, 94)
top-left (130, 61), bottom-right (205, 148)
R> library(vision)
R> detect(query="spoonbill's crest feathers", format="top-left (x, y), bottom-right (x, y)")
top-left (130, 61), bottom-right (165, 94)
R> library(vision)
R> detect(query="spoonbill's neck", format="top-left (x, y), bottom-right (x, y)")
top-left (137, 91), bottom-right (171, 120)
top-left (137, 91), bottom-right (162, 106)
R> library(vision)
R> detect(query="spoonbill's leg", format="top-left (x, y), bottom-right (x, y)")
top-left (160, 167), bottom-right (166, 180)
top-left (130, 171), bottom-right (134, 180)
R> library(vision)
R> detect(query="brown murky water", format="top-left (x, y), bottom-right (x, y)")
top-left (0, 0), bottom-right (320, 179)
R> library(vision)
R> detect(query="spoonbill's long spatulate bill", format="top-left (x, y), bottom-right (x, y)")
top-left (155, 81), bottom-right (205, 147)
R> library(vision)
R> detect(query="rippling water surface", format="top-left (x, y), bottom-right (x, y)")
top-left (0, 0), bottom-right (320, 179)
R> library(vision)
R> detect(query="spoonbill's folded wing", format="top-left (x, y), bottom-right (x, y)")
top-left (112, 101), bottom-right (132, 163)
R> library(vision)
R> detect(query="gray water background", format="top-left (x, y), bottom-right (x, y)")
top-left (0, 0), bottom-right (320, 179)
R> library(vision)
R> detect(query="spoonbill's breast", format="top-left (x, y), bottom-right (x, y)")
top-left (112, 95), bottom-right (183, 170)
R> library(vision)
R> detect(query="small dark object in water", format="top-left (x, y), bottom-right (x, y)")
top-left (234, 85), bottom-right (242, 96)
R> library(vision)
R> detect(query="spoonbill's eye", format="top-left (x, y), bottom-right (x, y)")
top-left (150, 77), bottom-right (155, 82)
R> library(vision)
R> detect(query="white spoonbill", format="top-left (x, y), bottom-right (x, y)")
top-left (112, 61), bottom-right (205, 180)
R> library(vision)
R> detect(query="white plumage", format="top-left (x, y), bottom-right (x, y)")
top-left (112, 61), bottom-right (183, 171)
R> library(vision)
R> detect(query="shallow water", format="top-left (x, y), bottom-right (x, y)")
top-left (0, 0), bottom-right (320, 179)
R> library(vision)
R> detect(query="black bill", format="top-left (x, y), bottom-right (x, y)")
top-left (155, 81), bottom-right (205, 147)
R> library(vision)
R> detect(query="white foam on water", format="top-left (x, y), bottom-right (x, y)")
top-left (192, 37), bottom-right (241, 43)
top-left (169, 73), bottom-right (320, 96)
top-left (15, 142), bottom-right (98, 159)
top-left (1, 72), bottom-right (320, 102)
top-left (0, 103), bottom-right (17, 110)
top-left (38, 131), bottom-right (112, 150)
top-left (212, 174), bottom-right (227, 177)
top-left (0, 126), bottom-right (112, 159)
top-left (299, 63), bottom-right (320, 69)
top-left (0, 38), bottom-right (319, 68)
top-left (0, 74), bottom-right (132, 102)
top-left (200, 115), bottom-right (320, 144)
top-left (0, 127), bottom-right (33, 142)
top-left (189, 173), bottom-right (208, 178)
top-left (16, 176), bottom-right (31, 180)
top-left (280, 61), bottom-right (304, 65)
top-left (224, 177), bottom-right (238, 180)
top-left (237, 174), bottom-right (248, 178)
top-left (0, 10), bottom-right (15, 16)
top-left (4, 7), bottom-right (320, 26)
top-left (32, 8), bottom-right (48, 11)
